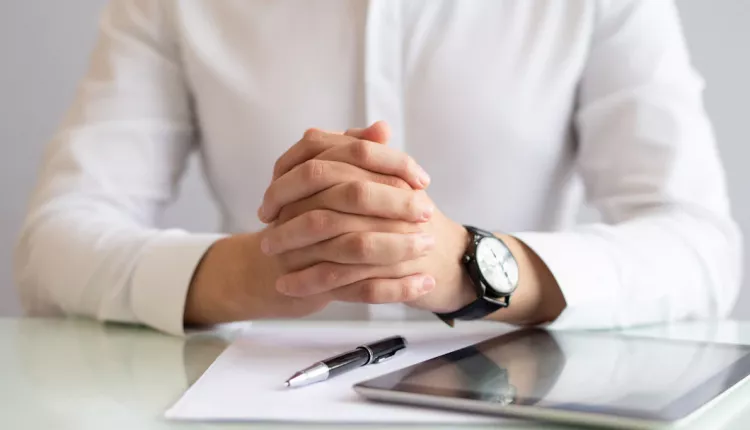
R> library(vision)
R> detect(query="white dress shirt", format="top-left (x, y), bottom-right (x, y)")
top-left (15, 0), bottom-right (742, 336)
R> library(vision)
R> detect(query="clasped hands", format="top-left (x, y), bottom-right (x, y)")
top-left (186, 124), bottom-right (560, 326)
top-left (257, 121), bottom-right (474, 317)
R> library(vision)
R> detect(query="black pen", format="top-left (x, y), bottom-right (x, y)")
top-left (284, 335), bottom-right (407, 388)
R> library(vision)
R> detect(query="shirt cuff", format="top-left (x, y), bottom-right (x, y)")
top-left (131, 231), bottom-right (226, 336)
top-left (512, 231), bottom-right (622, 330)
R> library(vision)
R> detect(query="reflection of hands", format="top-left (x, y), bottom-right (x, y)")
top-left (479, 337), bottom-right (539, 399)
top-left (474, 330), bottom-right (567, 402)
top-left (259, 121), bottom-right (477, 313)
top-left (395, 346), bottom-right (520, 404)
top-left (397, 330), bottom-right (564, 403)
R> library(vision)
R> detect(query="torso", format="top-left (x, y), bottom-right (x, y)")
top-left (169, 0), bottom-right (597, 319)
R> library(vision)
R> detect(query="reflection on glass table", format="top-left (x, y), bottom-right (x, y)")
top-left (377, 327), bottom-right (750, 422)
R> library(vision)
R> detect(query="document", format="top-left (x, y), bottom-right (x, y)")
top-left (166, 321), bottom-right (513, 423)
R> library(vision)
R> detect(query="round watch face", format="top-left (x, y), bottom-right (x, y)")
top-left (475, 237), bottom-right (519, 295)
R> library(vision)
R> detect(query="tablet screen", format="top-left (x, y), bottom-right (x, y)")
top-left (357, 329), bottom-right (750, 422)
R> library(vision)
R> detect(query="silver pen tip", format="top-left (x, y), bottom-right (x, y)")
top-left (285, 371), bottom-right (303, 388)
top-left (284, 363), bottom-right (330, 388)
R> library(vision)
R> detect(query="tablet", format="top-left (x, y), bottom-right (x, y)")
top-left (354, 328), bottom-right (750, 429)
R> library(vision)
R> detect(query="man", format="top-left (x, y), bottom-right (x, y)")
top-left (15, 0), bottom-right (741, 336)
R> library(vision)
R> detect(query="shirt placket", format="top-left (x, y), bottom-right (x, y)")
top-left (364, 0), bottom-right (408, 321)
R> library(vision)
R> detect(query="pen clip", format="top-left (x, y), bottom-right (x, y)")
top-left (359, 335), bottom-right (407, 365)
top-left (372, 350), bottom-right (400, 364)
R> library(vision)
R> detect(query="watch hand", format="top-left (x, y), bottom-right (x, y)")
top-left (491, 250), bottom-right (506, 272)
top-left (488, 249), bottom-right (512, 284)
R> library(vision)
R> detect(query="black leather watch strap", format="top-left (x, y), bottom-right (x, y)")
top-left (435, 296), bottom-right (509, 321)
top-left (466, 225), bottom-right (495, 238)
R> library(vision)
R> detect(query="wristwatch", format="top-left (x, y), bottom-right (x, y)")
top-left (435, 226), bottom-right (520, 325)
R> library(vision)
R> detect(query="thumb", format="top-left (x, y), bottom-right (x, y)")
top-left (344, 120), bottom-right (391, 144)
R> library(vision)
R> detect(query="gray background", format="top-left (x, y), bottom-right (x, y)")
top-left (1, 1), bottom-right (748, 318)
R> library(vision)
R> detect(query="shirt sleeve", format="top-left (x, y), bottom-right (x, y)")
top-left (14, 0), bottom-right (225, 336)
top-left (514, 0), bottom-right (742, 329)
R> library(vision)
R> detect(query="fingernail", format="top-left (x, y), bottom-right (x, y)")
top-left (276, 278), bottom-right (289, 295)
top-left (420, 276), bottom-right (436, 294)
top-left (416, 166), bottom-right (431, 188)
top-left (260, 237), bottom-right (272, 255)
top-left (258, 205), bottom-right (268, 222)
top-left (420, 204), bottom-right (435, 222)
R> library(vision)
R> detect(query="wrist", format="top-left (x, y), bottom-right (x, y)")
top-left (431, 227), bottom-right (560, 325)
top-left (424, 221), bottom-right (477, 314)
top-left (185, 232), bottom-right (282, 325)
top-left (485, 234), bottom-right (565, 325)
top-left (184, 236), bottom-right (240, 326)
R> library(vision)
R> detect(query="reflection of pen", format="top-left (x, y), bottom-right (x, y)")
top-left (284, 336), bottom-right (407, 388)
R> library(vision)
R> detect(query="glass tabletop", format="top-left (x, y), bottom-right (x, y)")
top-left (1, 318), bottom-right (750, 430)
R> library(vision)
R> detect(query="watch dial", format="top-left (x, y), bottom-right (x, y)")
top-left (475, 238), bottom-right (519, 295)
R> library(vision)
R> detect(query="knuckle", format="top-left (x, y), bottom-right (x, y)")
top-left (346, 181), bottom-right (371, 207)
top-left (350, 140), bottom-right (373, 165)
top-left (350, 233), bottom-right (375, 260)
top-left (272, 158), bottom-right (284, 177)
top-left (303, 128), bottom-right (324, 142)
top-left (302, 159), bottom-right (326, 182)
top-left (305, 210), bottom-right (331, 233)
top-left (316, 263), bottom-right (340, 286)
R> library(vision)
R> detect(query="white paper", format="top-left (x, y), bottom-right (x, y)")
top-left (166, 322), bottom-right (514, 423)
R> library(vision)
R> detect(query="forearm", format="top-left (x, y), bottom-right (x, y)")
top-left (511, 209), bottom-right (741, 329)
top-left (15, 195), bottom-right (222, 336)
top-left (17, 207), bottom-right (153, 319)
top-left (435, 201), bottom-right (739, 330)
